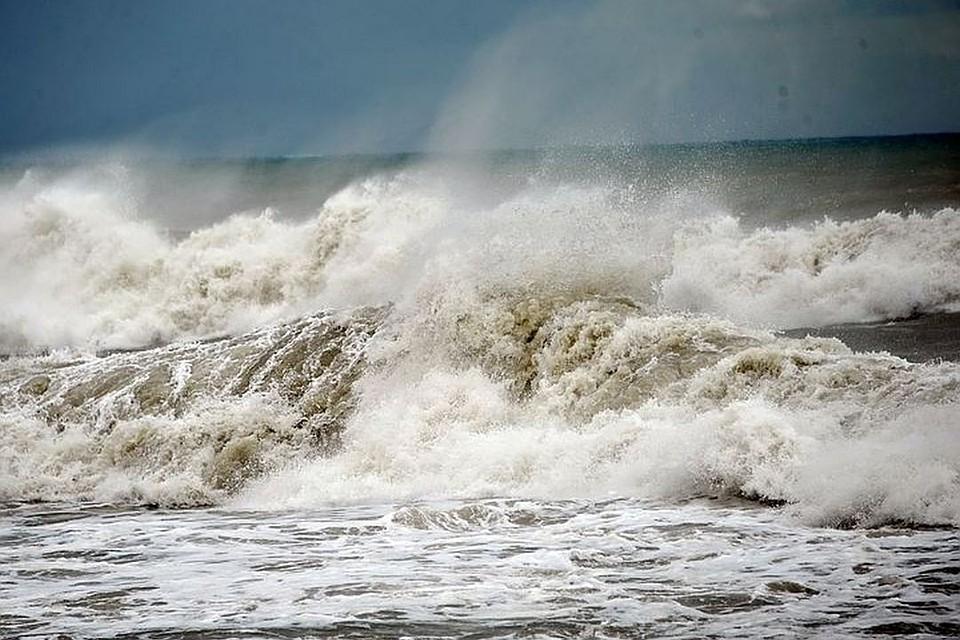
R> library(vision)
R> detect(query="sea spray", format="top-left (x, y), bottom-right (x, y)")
top-left (2, 161), bottom-right (959, 527)
top-left (4, 165), bottom-right (960, 353)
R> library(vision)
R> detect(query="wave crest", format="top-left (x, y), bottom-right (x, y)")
top-left (2, 167), bottom-right (960, 528)
top-left (662, 209), bottom-right (960, 327)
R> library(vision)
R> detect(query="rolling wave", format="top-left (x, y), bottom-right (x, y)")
top-left (1, 166), bottom-right (959, 527)
top-left (3, 168), bottom-right (959, 352)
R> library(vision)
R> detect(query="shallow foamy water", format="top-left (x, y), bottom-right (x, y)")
top-left (2, 498), bottom-right (957, 639)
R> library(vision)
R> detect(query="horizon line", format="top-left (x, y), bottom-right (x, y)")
top-left (2, 130), bottom-right (959, 166)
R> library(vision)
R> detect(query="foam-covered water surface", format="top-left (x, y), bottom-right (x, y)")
top-left (2, 498), bottom-right (958, 639)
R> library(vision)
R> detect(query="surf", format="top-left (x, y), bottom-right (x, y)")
top-left (1, 147), bottom-right (959, 529)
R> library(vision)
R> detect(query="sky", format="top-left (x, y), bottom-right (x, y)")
top-left (1, 0), bottom-right (959, 157)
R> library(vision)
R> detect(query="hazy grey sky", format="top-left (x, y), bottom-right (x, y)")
top-left (1, 0), bottom-right (959, 156)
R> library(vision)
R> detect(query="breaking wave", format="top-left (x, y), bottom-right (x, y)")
top-left (4, 167), bottom-right (960, 352)
top-left (1, 164), bottom-right (959, 528)
top-left (662, 210), bottom-right (960, 327)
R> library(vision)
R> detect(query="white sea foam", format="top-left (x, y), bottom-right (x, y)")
top-left (0, 169), bottom-right (414, 350)
top-left (2, 166), bottom-right (960, 527)
top-left (236, 309), bottom-right (960, 527)
top-left (3, 164), bottom-right (960, 353)
top-left (0, 393), bottom-right (305, 506)
top-left (661, 209), bottom-right (960, 328)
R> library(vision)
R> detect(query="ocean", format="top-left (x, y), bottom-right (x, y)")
top-left (1, 134), bottom-right (959, 638)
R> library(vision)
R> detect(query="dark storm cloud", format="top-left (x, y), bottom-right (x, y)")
top-left (1, 0), bottom-right (958, 156)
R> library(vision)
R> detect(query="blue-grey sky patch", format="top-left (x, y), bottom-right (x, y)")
top-left (1, 0), bottom-right (958, 156)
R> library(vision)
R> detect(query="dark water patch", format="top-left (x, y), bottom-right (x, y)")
top-left (312, 524), bottom-right (387, 537)
top-left (1, 500), bottom-right (156, 520)
top-left (784, 312), bottom-right (960, 363)
top-left (765, 580), bottom-right (820, 596)
top-left (912, 566), bottom-right (960, 595)
top-left (250, 558), bottom-right (326, 572)
top-left (570, 548), bottom-right (665, 569)
top-left (865, 621), bottom-right (960, 636)
top-left (17, 507), bottom-right (126, 527)
top-left (890, 599), bottom-right (956, 615)
top-left (60, 587), bottom-right (158, 613)
top-left (675, 592), bottom-right (780, 614)
top-left (0, 613), bottom-right (44, 633)
top-left (40, 548), bottom-right (146, 564)
top-left (14, 566), bottom-right (99, 579)
top-left (100, 619), bottom-right (655, 640)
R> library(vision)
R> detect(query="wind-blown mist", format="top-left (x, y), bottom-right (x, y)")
top-left (429, 0), bottom-right (960, 151)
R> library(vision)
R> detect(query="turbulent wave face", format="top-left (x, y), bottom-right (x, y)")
top-left (1, 161), bottom-right (959, 528)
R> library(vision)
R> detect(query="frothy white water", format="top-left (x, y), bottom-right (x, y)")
top-left (662, 210), bottom-right (960, 328)
top-left (4, 293), bottom-right (958, 526)
top-left (0, 310), bottom-right (379, 506)
top-left (0, 394), bottom-right (304, 506)
top-left (238, 308), bottom-right (960, 528)
top-left (6, 498), bottom-right (957, 638)
top-left (4, 164), bottom-right (960, 353)
top-left (2, 165), bottom-right (960, 529)
top-left (0, 168), bottom-right (423, 350)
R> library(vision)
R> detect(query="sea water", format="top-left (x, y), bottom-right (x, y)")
top-left (2, 135), bottom-right (959, 638)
